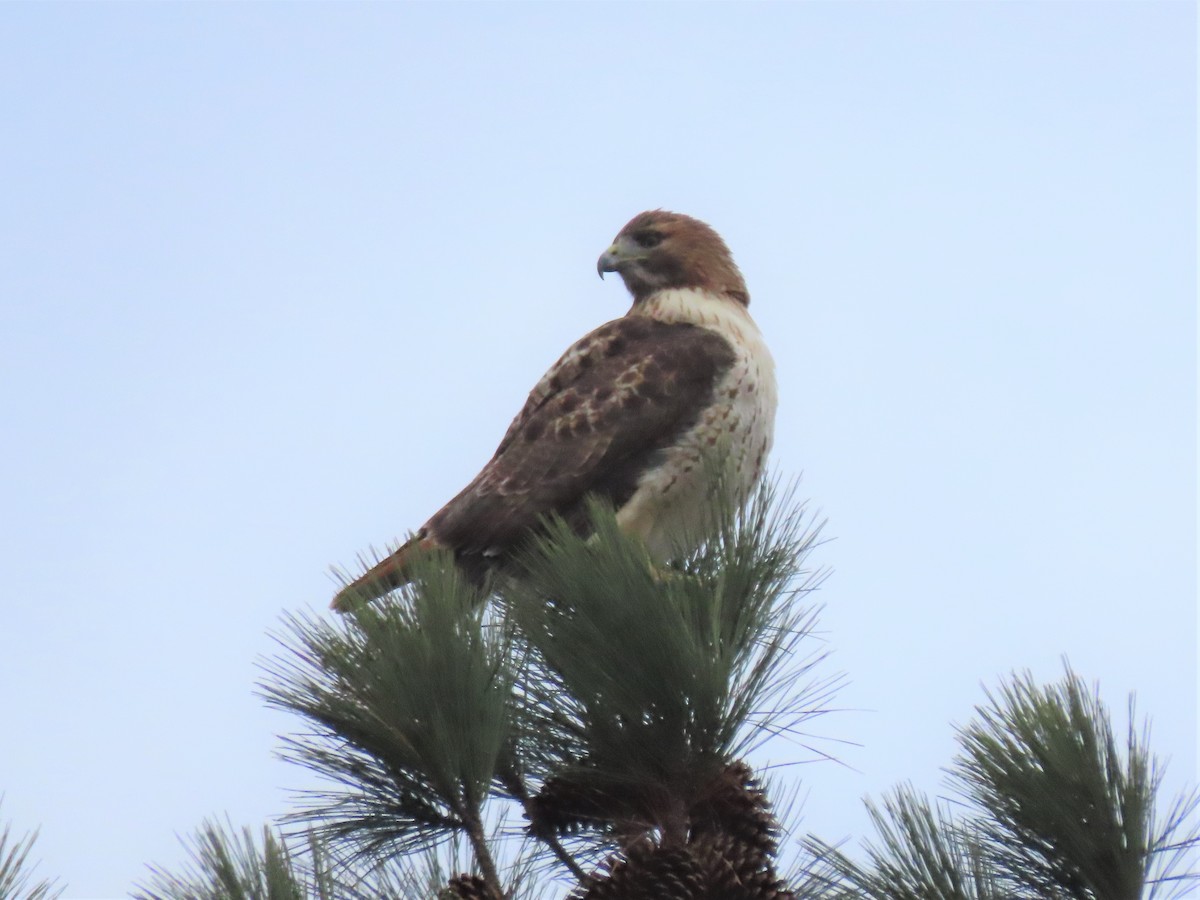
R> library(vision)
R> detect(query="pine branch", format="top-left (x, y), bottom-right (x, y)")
top-left (0, 805), bottom-right (62, 900)
top-left (136, 819), bottom-right (459, 900)
top-left (804, 788), bottom-right (1005, 900)
top-left (954, 664), bottom-right (1199, 900)
top-left (461, 808), bottom-right (504, 899)
top-left (256, 467), bottom-right (839, 895)
top-left (503, 475), bottom-right (836, 842)
top-left (259, 552), bottom-right (517, 868)
top-left (498, 765), bottom-right (591, 884)
top-left (135, 820), bottom-right (322, 900)
top-left (802, 665), bottom-right (1199, 900)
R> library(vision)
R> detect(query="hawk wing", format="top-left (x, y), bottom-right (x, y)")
top-left (425, 314), bottom-right (737, 579)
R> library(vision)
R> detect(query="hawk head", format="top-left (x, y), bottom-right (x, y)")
top-left (597, 210), bottom-right (750, 307)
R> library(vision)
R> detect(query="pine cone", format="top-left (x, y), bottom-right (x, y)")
top-left (690, 830), bottom-right (795, 900)
top-left (564, 761), bottom-right (798, 898)
top-left (573, 842), bottom-right (703, 900)
top-left (443, 873), bottom-right (502, 900)
top-left (691, 760), bottom-right (779, 860)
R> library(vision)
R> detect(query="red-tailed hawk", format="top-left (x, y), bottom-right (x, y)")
top-left (332, 210), bottom-right (776, 610)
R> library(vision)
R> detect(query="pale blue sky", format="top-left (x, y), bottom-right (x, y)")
top-left (1, 3), bottom-right (1195, 896)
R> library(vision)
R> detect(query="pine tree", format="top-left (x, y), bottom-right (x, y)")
top-left (126, 478), bottom-right (1200, 897)
top-left (246, 478), bottom-right (834, 898)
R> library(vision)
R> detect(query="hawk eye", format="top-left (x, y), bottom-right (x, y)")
top-left (633, 230), bottom-right (664, 249)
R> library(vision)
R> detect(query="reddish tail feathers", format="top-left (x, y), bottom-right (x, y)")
top-left (330, 535), bottom-right (437, 611)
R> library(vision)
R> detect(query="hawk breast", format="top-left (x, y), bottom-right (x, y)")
top-left (611, 287), bottom-right (778, 558)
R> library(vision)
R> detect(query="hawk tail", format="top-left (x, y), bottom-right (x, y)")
top-left (330, 534), bottom-right (438, 611)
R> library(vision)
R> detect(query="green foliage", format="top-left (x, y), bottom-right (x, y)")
top-left (804, 788), bottom-right (1003, 900)
top-left (136, 820), bottom-right (488, 900)
top-left (259, 552), bottom-right (516, 875)
top-left (806, 665), bottom-right (1199, 900)
top-left (136, 471), bottom-right (1197, 899)
top-left (503, 479), bottom-right (831, 843)
top-left (955, 667), bottom-right (1198, 900)
top-left (0, 805), bottom-right (62, 900)
top-left (250, 473), bottom-right (834, 894)
top-left (135, 821), bottom-right (324, 900)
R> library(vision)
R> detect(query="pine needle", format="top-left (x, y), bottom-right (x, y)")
top-left (0, 804), bottom-right (62, 900)
top-left (259, 551), bottom-right (516, 878)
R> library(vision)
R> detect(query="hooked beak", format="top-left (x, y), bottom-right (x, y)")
top-left (597, 244), bottom-right (622, 279)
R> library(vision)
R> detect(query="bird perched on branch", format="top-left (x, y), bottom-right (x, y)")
top-left (332, 211), bottom-right (777, 611)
